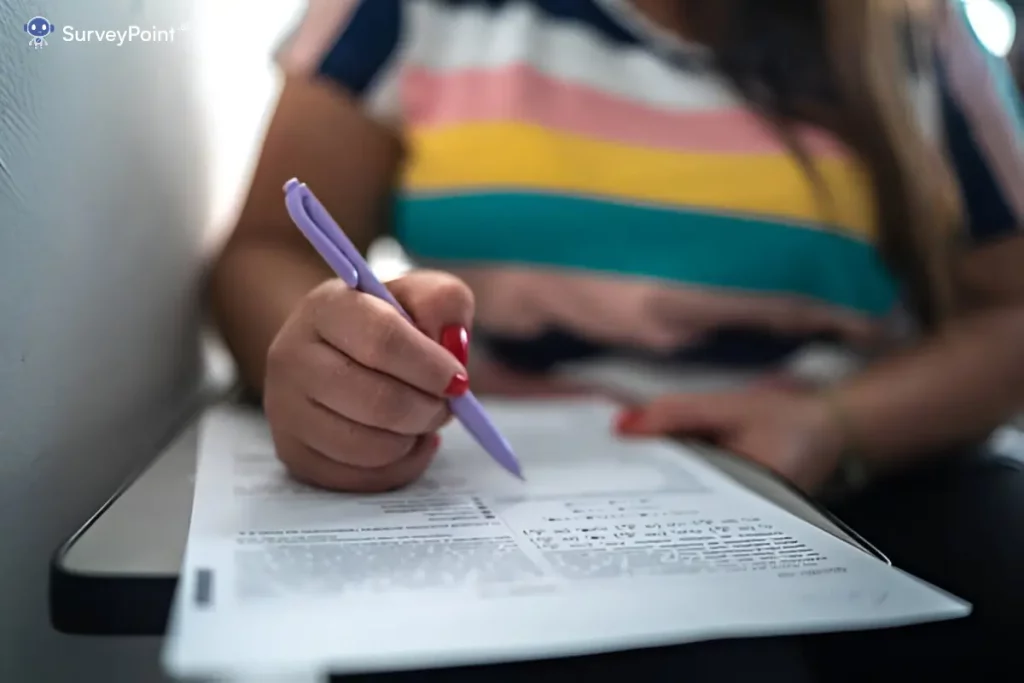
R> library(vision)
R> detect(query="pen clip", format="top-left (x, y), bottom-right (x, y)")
top-left (283, 178), bottom-right (411, 320)
top-left (283, 179), bottom-right (359, 288)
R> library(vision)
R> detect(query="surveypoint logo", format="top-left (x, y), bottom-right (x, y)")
top-left (22, 14), bottom-right (187, 49)
top-left (63, 23), bottom-right (181, 46)
top-left (24, 16), bottom-right (55, 49)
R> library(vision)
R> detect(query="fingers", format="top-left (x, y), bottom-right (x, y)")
top-left (278, 340), bottom-right (450, 436)
top-left (276, 430), bottom-right (441, 493)
top-left (264, 344), bottom-right (443, 491)
top-left (615, 393), bottom-right (743, 437)
top-left (263, 271), bottom-right (475, 494)
top-left (386, 269), bottom-right (475, 341)
top-left (310, 282), bottom-right (468, 398)
top-left (265, 387), bottom-right (420, 468)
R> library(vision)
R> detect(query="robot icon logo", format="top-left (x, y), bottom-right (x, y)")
top-left (24, 16), bottom-right (56, 49)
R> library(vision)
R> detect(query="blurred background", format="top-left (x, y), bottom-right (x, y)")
top-left (0, 1), bottom-right (1020, 682)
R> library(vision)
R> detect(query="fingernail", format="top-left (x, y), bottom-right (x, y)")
top-left (440, 324), bottom-right (470, 366)
top-left (444, 372), bottom-right (470, 397)
top-left (427, 433), bottom-right (442, 450)
top-left (614, 409), bottom-right (646, 435)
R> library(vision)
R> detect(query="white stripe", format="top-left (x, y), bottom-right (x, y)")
top-left (366, 64), bottom-right (404, 125)
top-left (403, 0), bottom-right (742, 112)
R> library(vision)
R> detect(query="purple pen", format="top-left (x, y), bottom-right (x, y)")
top-left (282, 178), bottom-right (523, 480)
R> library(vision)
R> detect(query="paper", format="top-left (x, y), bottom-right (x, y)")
top-left (164, 399), bottom-right (969, 679)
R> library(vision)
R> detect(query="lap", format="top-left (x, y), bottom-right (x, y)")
top-left (834, 443), bottom-right (1024, 612)
top-left (334, 638), bottom-right (813, 683)
top-left (808, 443), bottom-right (1024, 681)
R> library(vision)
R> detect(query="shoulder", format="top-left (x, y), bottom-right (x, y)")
top-left (277, 0), bottom-right (639, 66)
top-left (929, 0), bottom-right (1024, 242)
top-left (276, 1), bottom-right (382, 77)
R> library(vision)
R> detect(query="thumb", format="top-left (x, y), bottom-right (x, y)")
top-left (616, 393), bottom-right (739, 437)
top-left (386, 269), bottom-right (475, 360)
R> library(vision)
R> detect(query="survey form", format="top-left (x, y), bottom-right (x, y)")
top-left (163, 399), bottom-right (968, 679)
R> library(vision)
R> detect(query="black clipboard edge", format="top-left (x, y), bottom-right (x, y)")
top-left (683, 439), bottom-right (890, 566)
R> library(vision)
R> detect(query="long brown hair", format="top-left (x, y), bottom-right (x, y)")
top-left (685, 0), bottom-right (963, 329)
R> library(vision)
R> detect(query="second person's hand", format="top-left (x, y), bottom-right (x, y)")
top-left (263, 270), bottom-right (474, 492)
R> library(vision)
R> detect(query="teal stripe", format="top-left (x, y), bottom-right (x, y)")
top-left (395, 193), bottom-right (897, 317)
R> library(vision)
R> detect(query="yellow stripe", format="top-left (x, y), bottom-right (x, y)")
top-left (404, 122), bottom-right (877, 240)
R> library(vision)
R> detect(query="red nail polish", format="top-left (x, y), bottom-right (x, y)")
top-left (444, 372), bottom-right (470, 397)
top-left (440, 324), bottom-right (470, 366)
top-left (614, 409), bottom-right (645, 435)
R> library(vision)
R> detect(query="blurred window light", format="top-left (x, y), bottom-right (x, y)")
top-left (964, 0), bottom-right (1017, 57)
top-left (195, 1), bottom-right (305, 245)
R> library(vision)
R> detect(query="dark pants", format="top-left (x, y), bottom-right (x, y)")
top-left (807, 443), bottom-right (1024, 682)
top-left (337, 443), bottom-right (1024, 682)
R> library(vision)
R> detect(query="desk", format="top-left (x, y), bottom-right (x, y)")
top-left (49, 353), bottom-right (1024, 637)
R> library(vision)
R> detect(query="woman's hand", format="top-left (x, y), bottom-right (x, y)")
top-left (615, 383), bottom-right (847, 493)
top-left (263, 270), bottom-right (474, 492)
top-left (452, 267), bottom-right (881, 352)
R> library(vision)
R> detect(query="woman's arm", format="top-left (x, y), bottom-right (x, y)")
top-left (209, 77), bottom-right (401, 393)
top-left (210, 0), bottom-right (411, 392)
top-left (833, 240), bottom-right (1024, 468)
top-left (833, 2), bottom-right (1024, 468)
top-left (618, 247), bottom-right (1024, 489)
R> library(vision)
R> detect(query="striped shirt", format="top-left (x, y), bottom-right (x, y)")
top-left (280, 0), bottom-right (1024, 370)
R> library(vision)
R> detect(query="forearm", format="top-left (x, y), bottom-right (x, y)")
top-left (835, 304), bottom-right (1024, 467)
top-left (209, 240), bottom-right (333, 394)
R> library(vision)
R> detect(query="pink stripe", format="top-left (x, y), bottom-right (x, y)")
top-left (937, 9), bottom-right (1024, 222)
top-left (402, 64), bottom-right (844, 155)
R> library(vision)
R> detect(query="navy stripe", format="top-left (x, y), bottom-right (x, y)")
top-left (477, 327), bottom-right (828, 372)
top-left (938, 63), bottom-right (1018, 242)
top-left (318, 0), bottom-right (402, 96)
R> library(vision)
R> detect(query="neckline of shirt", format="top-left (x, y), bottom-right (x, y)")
top-left (589, 0), bottom-right (711, 62)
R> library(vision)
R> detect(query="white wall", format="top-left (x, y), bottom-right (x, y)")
top-left (0, 2), bottom-right (413, 679)
top-left (192, 0), bottom-right (304, 247)
top-left (0, 1), bottom-right (205, 680)
top-left (190, 0), bottom-right (413, 278)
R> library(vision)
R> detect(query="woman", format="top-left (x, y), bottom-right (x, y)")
top-left (210, 0), bottom-right (1024, 678)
